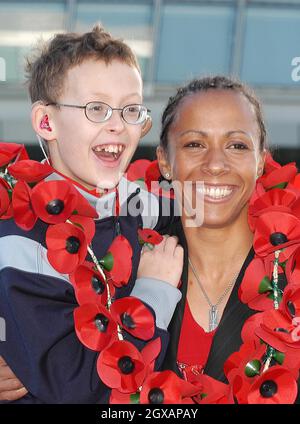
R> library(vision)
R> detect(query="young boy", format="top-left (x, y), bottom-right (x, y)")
top-left (0, 26), bottom-right (183, 403)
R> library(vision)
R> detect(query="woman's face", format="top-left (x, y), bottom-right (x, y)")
top-left (158, 89), bottom-right (265, 229)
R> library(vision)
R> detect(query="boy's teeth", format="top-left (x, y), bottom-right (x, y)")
top-left (197, 186), bottom-right (233, 199)
top-left (93, 144), bottom-right (124, 153)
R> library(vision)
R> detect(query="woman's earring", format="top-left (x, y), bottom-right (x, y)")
top-left (165, 173), bottom-right (170, 179)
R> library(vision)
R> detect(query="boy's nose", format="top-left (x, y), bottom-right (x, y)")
top-left (105, 109), bottom-right (126, 132)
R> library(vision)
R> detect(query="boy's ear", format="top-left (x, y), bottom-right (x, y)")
top-left (141, 116), bottom-right (152, 138)
top-left (31, 101), bottom-right (57, 142)
top-left (156, 145), bottom-right (172, 180)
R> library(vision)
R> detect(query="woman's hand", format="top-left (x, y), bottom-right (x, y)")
top-left (137, 236), bottom-right (184, 288)
top-left (0, 356), bottom-right (28, 401)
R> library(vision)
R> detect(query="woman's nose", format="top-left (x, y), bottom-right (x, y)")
top-left (201, 147), bottom-right (230, 176)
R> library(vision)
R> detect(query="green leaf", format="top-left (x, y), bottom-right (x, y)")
top-left (100, 252), bottom-right (114, 271)
top-left (272, 350), bottom-right (285, 365)
top-left (245, 359), bottom-right (261, 377)
top-left (269, 182), bottom-right (287, 190)
top-left (258, 276), bottom-right (273, 294)
top-left (130, 392), bottom-right (140, 404)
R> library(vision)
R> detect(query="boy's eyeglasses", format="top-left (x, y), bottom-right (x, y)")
top-left (46, 101), bottom-right (151, 125)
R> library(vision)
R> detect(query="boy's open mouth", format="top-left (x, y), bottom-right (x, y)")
top-left (92, 144), bottom-right (125, 162)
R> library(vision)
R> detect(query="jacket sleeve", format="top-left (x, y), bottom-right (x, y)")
top-left (0, 266), bottom-right (110, 404)
top-left (128, 277), bottom-right (182, 369)
top-left (0, 228), bottom-right (111, 404)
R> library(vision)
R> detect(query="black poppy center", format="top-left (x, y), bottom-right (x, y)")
top-left (274, 327), bottom-right (289, 334)
top-left (270, 232), bottom-right (288, 246)
top-left (117, 356), bottom-right (135, 375)
top-left (148, 388), bottom-right (164, 404)
top-left (121, 312), bottom-right (136, 330)
top-left (66, 236), bottom-right (80, 254)
top-left (94, 313), bottom-right (109, 333)
top-left (46, 199), bottom-right (64, 215)
top-left (91, 275), bottom-right (105, 295)
top-left (259, 380), bottom-right (278, 398)
top-left (287, 301), bottom-right (296, 317)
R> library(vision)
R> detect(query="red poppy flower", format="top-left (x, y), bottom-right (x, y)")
top-left (97, 340), bottom-right (147, 393)
top-left (109, 389), bottom-right (134, 404)
top-left (225, 342), bottom-right (268, 404)
top-left (74, 303), bottom-right (117, 351)
top-left (140, 337), bottom-right (161, 372)
top-left (101, 235), bottom-right (133, 287)
top-left (247, 366), bottom-right (298, 404)
top-left (12, 180), bottom-right (37, 230)
top-left (70, 261), bottom-right (108, 307)
top-left (46, 222), bottom-right (87, 273)
top-left (240, 313), bottom-right (264, 345)
top-left (8, 160), bottom-right (53, 183)
top-left (248, 188), bottom-right (299, 231)
top-left (108, 339), bottom-right (162, 401)
top-left (0, 143), bottom-right (28, 167)
top-left (73, 191), bottom-right (98, 218)
top-left (263, 152), bottom-right (281, 174)
top-left (195, 374), bottom-right (234, 404)
top-left (281, 284), bottom-right (300, 320)
top-left (110, 296), bottom-right (155, 340)
top-left (126, 159), bottom-right (151, 182)
top-left (140, 370), bottom-right (201, 404)
top-left (253, 211), bottom-right (300, 257)
top-left (138, 228), bottom-right (163, 246)
top-left (225, 341), bottom-right (266, 380)
top-left (255, 309), bottom-right (300, 351)
top-left (239, 257), bottom-right (274, 311)
top-left (31, 180), bottom-right (78, 224)
top-left (241, 319), bottom-right (299, 375)
top-left (144, 160), bottom-right (174, 199)
top-left (259, 162), bottom-right (298, 190)
top-left (0, 178), bottom-right (12, 218)
top-left (67, 215), bottom-right (95, 244)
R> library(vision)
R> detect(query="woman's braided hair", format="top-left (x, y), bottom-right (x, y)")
top-left (160, 75), bottom-right (267, 152)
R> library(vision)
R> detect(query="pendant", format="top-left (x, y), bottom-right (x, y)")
top-left (209, 305), bottom-right (218, 331)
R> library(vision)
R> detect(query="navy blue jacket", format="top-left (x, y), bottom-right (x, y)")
top-left (0, 175), bottom-right (180, 404)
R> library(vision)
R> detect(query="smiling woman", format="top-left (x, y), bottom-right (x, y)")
top-left (136, 75), bottom-right (300, 403)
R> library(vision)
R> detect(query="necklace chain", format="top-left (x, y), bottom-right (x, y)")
top-left (188, 257), bottom-right (240, 308)
top-left (188, 257), bottom-right (241, 331)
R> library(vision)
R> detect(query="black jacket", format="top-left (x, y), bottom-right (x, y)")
top-left (162, 219), bottom-right (300, 403)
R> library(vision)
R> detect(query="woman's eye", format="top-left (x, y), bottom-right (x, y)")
top-left (228, 143), bottom-right (248, 150)
top-left (184, 142), bottom-right (204, 148)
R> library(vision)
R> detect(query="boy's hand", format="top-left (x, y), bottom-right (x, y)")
top-left (137, 236), bottom-right (183, 288)
top-left (0, 356), bottom-right (28, 401)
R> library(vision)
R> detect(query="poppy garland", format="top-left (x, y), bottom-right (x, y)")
top-left (125, 156), bottom-right (300, 404)
top-left (1, 141), bottom-right (300, 404)
top-left (0, 142), bottom-right (200, 404)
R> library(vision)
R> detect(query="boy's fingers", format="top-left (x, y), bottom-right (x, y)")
top-left (0, 365), bottom-right (17, 380)
top-left (174, 245), bottom-right (184, 260)
top-left (163, 236), bottom-right (179, 254)
top-left (0, 387), bottom-right (28, 402)
top-left (0, 378), bottom-right (24, 392)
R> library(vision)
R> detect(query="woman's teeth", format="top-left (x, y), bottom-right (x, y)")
top-left (197, 186), bottom-right (233, 199)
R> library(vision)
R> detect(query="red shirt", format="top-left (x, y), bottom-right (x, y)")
top-left (177, 301), bottom-right (216, 379)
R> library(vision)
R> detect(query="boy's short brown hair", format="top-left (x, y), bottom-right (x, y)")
top-left (26, 25), bottom-right (140, 104)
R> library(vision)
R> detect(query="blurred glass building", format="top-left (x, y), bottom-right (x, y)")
top-left (0, 0), bottom-right (300, 165)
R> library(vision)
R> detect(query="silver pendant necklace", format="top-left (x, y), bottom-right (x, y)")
top-left (188, 257), bottom-right (240, 332)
